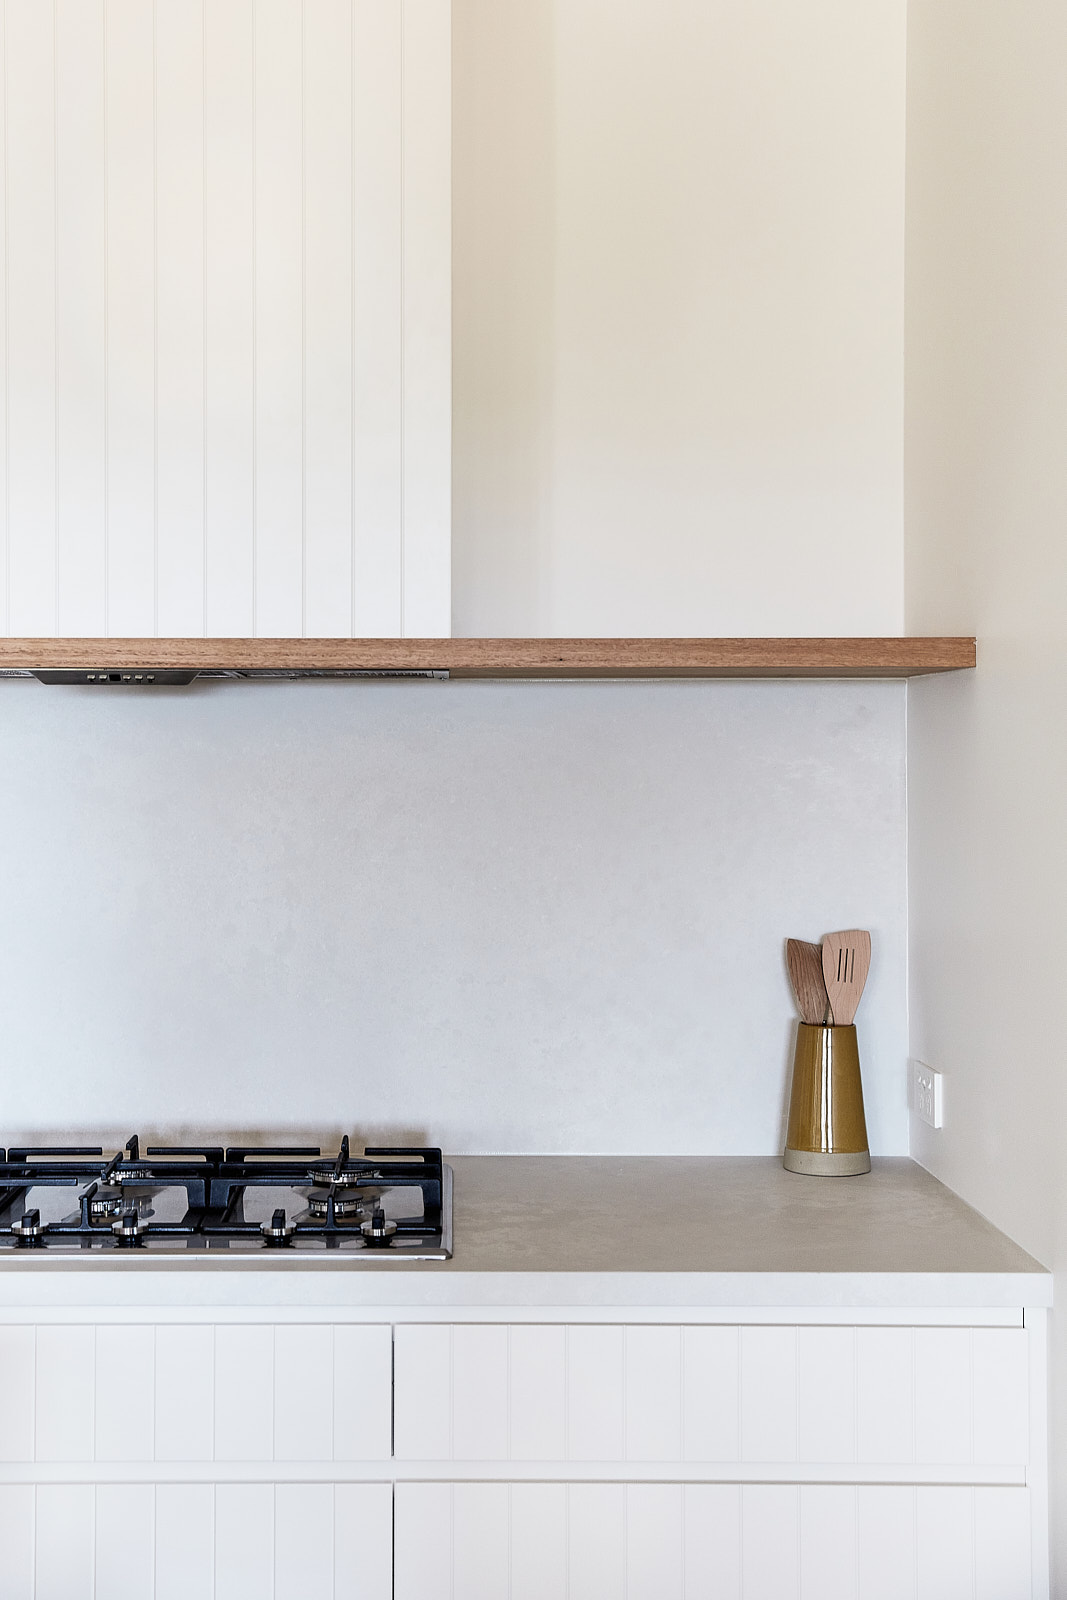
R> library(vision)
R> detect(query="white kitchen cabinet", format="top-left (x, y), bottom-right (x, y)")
top-left (2, 0), bottom-right (450, 640)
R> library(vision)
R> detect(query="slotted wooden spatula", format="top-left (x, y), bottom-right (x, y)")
top-left (821, 929), bottom-right (872, 1025)
top-left (786, 939), bottom-right (831, 1025)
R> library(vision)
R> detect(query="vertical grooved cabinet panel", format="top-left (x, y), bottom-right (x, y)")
top-left (799, 1485), bottom-right (857, 1600)
top-left (509, 1324), bottom-right (566, 1460)
top-left (973, 1488), bottom-right (1031, 1600)
top-left (214, 1324), bottom-right (274, 1461)
top-left (510, 1482), bottom-right (568, 1600)
top-left (568, 1483), bottom-right (627, 1600)
top-left (253, 0), bottom-right (304, 636)
top-left (351, 0), bottom-right (403, 633)
top-left (683, 1484), bottom-right (741, 1599)
top-left (567, 1325), bottom-right (625, 1460)
top-left (857, 1327), bottom-right (913, 1463)
top-left (797, 1326), bottom-right (856, 1463)
top-left (333, 1324), bottom-right (392, 1460)
top-left (35, 1325), bottom-right (94, 1462)
top-left (452, 1324), bottom-right (508, 1459)
top-left (36, 1483), bottom-right (94, 1600)
top-left (0, 1325), bottom-right (35, 1461)
top-left (203, 0), bottom-right (255, 635)
top-left (215, 1482), bottom-right (274, 1600)
top-left (394, 1324), bottom-right (451, 1459)
top-left (683, 1325), bottom-right (740, 1461)
top-left (857, 1485), bottom-right (915, 1600)
top-left (96, 1481), bottom-right (154, 1598)
top-left (155, 1324), bottom-right (214, 1461)
top-left (627, 1483), bottom-right (684, 1600)
top-left (972, 1328), bottom-right (1028, 1464)
top-left (95, 1324), bottom-right (155, 1461)
top-left (626, 1326), bottom-right (683, 1460)
top-left (303, 0), bottom-right (353, 636)
top-left (105, 0), bottom-right (156, 634)
top-left (399, 0), bottom-right (452, 634)
top-left (453, 1482), bottom-right (510, 1598)
top-left (274, 1325), bottom-right (333, 1462)
top-left (915, 1486), bottom-right (973, 1600)
top-left (914, 1329), bottom-right (971, 1464)
top-left (275, 1482), bottom-right (334, 1598)
top-left (155, 0), bottom-right (205, 636)
top-left (156, 1483), bottom-right (215, 1600)
top-left (394, 1482), bottom-right (453, 1600)
top-left (0, 1485), bottom-right (35, 1599)
top-left (740, 1326), bottom-right (798, 1462)
top-left (55, 0), bottom-right (106, 635)
top-left (741, 1484), bottom-right (800, 1600)
top-left (335, 1482), bottom-right (394, 1600)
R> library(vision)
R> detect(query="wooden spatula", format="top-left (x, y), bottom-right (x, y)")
top-left (821, 929), bottom-right (872, 1025)
top-left (786, 939), bottom-right (831, 1025)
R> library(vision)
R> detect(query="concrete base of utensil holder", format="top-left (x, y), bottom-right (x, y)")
top-left (783, 1023), bottom-right (871, 1177)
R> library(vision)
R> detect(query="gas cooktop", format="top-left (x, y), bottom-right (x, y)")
top-left (0, 1137), bottom-right (451, 1258)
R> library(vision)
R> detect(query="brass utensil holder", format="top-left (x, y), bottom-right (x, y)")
top-left (783, 1023), bottom-right (871, 1176)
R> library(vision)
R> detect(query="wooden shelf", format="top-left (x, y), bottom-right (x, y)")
top-left (0, 637), bottom-right (976, 679)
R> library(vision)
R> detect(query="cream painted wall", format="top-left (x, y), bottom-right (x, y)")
top-left (453, 0), bottom-right (907, 636)
top-left (904, 0), bottom-right (1067, 1586)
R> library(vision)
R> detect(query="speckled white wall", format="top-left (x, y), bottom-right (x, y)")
top-left (0, 679), bottom-right (907, 1155)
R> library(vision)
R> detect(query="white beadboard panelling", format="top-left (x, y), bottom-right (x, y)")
top-left (453, 1482), bottom-right (510, 1599)
top-left (97, 1481), bottom-right (154, 1599)
top-left (741, 1326), bottom-right (798, 1463)
top-left (351, 0), bottom-right (403, 633)
top-left (55, 0), bottom-right (106, 635)
top-left (509, 1324), bottom-right (566, 1462)
top-left (215, 1323), bottom-right (273, 1462)
top-left (452, 1324), bottom-right (508, 1460)
top-left (626, 1325), bottom-right (683, 1461)
top-left (567, 1325), bottom-right (625, 1461)
top-left (215, 1483), bottom-right (274, 1600)
top-left (35, 1325), bottom-right (94, 1463)
top-left (155, 0), bottom-right (205, 636)
top-left (303, 0), bottom-right (353, 635)
top-left (0, 1324), bottom-right (35, 1461)
top-left (276, 1482), bottom-right (334, 1599)
top-left (797, 1325), bottom-right (856, 1464)
top-left (36, 1483), bottom-right (94, 1600)
top-left (683, 1484), bottom-right (741, 1599)
top-left (741, 1484), bottom-right (800, 1600)
top-left (105, 0), bottom-right (156, 634)
top-left (683, 1326), bottom-right (740, 1461)
top-left (916, 1485), bottom-right (973, 1600)
top-left (95, 1324), bottom-right (154, 1461)
top-left (914, 1328), bottom-right (971, 1465)
top-left (972, 1327), bottom-right (1028, 1465)
top-left (155, 1324), bottom-right (214, 1462)
top-left (274, 1324), bottom-right (333, 1462)
top-left (568, 1482), bottom-right (627, 1600)
top-left (857, 1485), bottom-right (915, 1600)
top-left (974, 1488), bottom-right (1031, 1600)
top-left (335, 1483), bottom-right (394, 1600)
top-left (5, 0), bottom-right (57, 634)
top-left (800, 1485), bottom-right (857, 1600)
top-left (333, 1324), bottom-right (392, 1460)
top-left (0, 1485), bottom-right (34, 1600)
top-left (627, 1484), bottom-right (684, 1600)
top-left (394, 1324), bottom-right (451, 1460)
top-left (857, 1327), bottom-right (913, 1464)
top-left (394, 1481), bottom-right (452, 1600)
top-left (156, 1483), bottom-right (214, 1600)
top-left (399, 0), bottom-right (451, 634)
top-left (511, 1482), bottom-right (568, 1600)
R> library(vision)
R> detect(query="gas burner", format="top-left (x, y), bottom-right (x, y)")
top-left (111, 1208), bottom-right (150, 1244)
top-left (360, 1209), bottom-right (398, 1246)
top-left (89, 1188), bottom-right (127, 1217)
top-left (305, 1166), bottom-right (381, 1189)
top-left (115, 1168), bottom-right (154, 1183)
top-left (306, 1191), bottom-right (366, 1219)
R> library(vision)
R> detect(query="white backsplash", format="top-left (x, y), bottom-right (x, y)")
top-left (0, 679), bottom-right (907, 1155)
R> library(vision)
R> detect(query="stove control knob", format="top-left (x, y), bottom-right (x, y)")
top-left (261, 1208), bottom-right (296, 1244)
top-left (12, 1208), bottom-right (43, 1243)
top-left (111, 1208), bottom-right (149, 1244)
top-left (360, 1209), bottom-right (398, 1246)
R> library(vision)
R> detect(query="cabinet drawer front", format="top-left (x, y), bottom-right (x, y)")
top-left (394, 1482), bottom-right (1032, 1600)
top-left (0, 1323), bottom-right (393, 1465)
top-left (393, 1323), bottom-right (1029, 1471)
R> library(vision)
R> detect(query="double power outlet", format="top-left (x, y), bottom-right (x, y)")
top-left (910, 1059), bottom-right (944, 1129)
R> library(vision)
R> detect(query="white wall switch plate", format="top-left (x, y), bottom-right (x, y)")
top-left (910, 1059), bottom-right (944, 1129)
